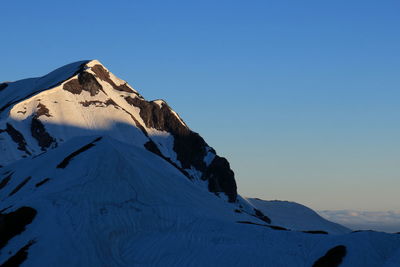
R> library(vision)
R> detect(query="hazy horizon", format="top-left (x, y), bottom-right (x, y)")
top-left (318, 209), bottom-right (400, 233)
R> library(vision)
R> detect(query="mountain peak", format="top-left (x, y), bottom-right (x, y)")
top-left (0, 60), bottom-right (238, 203)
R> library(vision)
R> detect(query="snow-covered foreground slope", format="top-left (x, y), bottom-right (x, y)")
top-left (0, 136), bottom-right (253, 266)
top-left (247, 198), bottom-right (351, 234)
top-left (1, 137), bottom-right (400, 266)
top-left (1, 60), bottom-right (400, 266)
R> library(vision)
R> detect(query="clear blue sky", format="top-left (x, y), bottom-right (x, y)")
top-left (1, 0), bottom-right (399, 211)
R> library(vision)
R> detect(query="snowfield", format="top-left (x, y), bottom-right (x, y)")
top-left (1, 60), bottom-right (399, 266)
top-left (2, 137), bottom-right (400, 266)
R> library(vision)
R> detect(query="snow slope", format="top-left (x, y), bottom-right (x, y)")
top-left (247, 198), bottom-right (351, 234)
top-left (1, 137), bottom-right (400, 266)
top-left (0, 136), bottom-right (253, 266)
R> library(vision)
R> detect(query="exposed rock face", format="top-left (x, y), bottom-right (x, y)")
top-left (253, 208), bottom-right (272, 224)
top-left (9, 176), bottom-right (31, 196)
top-left (303, 230), bottom-right (328, 234)
top-left (0, 206), bottom-right (36, 265)
top-left (204, 156), bottom-right (237, 202)
top-left (4, 123), bottom-right (30, 155)
top-left (63, 78), bottom-right (82, 94)
top-left (35, 178), bottom-right (50, 187)
top-left (91, 64), bottom-right (136, 93)
top-left (125, 96), bottom-right (237, 202)
top-left (2, 240), bottom-right (35, 267)
top-left (0, 207), bottom-right (37, 249)
top-left (79, 100), bottom-right (105, 107)
top-left (57, 137), bottom-right (102, 169)
top-left (31, 117), bottom-right (56, 151)
top-left (36, 103), bottom-right (52, 117)
top-left (0, 173), bottom-right (13, 190)
top-left (144, 140), bottom-right (190, 178)
top-left (79, 99), bottom-right (120, 108)
top-left (63, 71), bottom-right (103, 96)
top-left (237, 221), bottom-right (288, 231)
top-left (312, 245), bottom-right (347, 267)
top-left (125, 96), bottom-right (205, 169)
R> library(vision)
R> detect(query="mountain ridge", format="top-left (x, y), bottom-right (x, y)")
top-left (1, 60), bottom-right (400, 266)
top-left (0, 60), bottom-right (238, 203)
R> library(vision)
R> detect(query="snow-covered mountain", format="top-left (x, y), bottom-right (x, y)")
top-left (0, 60), bottom-right (238, 202)
top-left (1, 60), bottom-right (400, 266)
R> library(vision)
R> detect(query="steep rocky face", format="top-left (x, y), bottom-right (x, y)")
top-left (30, 117), bottom-right (56, 151)
top-left (0, 207), bottom-right (37, 249)
top-left (125, 96), bottom-right (206, 169)
top-left (91, 64), bottom-right (137, 94)
top-left (0, 60), bottom-right (238, 202)
top-left (124, 95), bottom-right (237, 202)
top-left (203, 156), bottom-right (237, 202)
top-left (3, 123), bottom-right (30, 155)
top-left (63, 71), bottom-right (103, 96)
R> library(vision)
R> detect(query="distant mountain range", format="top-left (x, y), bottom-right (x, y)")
top-left (1, 60), bottom-right (399, 266)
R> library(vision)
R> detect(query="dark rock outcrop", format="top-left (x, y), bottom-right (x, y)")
top-left (31, 117), bottom-right (56, 151)
top-left (0, 173), bottom-right (13, 190)
top-left (313, 245), bottom-right (347, 267)
top-left (5, 123), bottom-right (30, 155)
top-left (57, 137), bottom-right (102, 169)
top-left (79, 99), bottom-right (120, 108)
top-left (125, 96), bottom-right (238, 202)
top-left (253, 208), bottom-right (272, 224)
top-left (35, 178), bottom-right (50, 187)
top-left (303, 230), bottom-right (328, 235)
top-left (0, 207), bottom-right (37, 249)
top-left (125, 96), bottom-right (205, 169)
top-left (204, 156), bottom-right (237, 202)
top-left (79, 100), bottom-right (105, 107)
top-left (36, 103), bottom-right (52, 117)
top-left (63, 71), bottom-right (103, 96)
top-left (144, 140), bottom-right (190, 178)
top-left (1, 240), bottom-right (35, 267)
top-left (9, 177), bottom-right (31, 196)
top-left (91, 64), bottom-right (137, 93)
